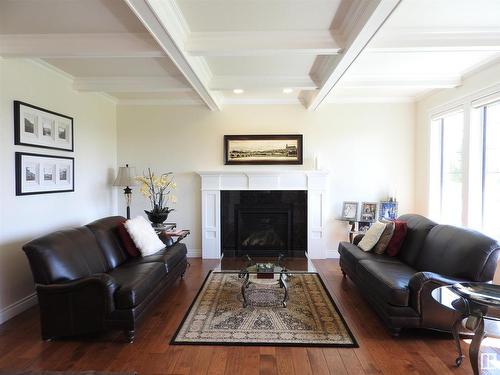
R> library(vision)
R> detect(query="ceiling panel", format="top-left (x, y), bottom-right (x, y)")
top-left (0, 0), bottom-right (147, 34)
top-left (384, 0), bottom-right (500, 29)
top-left (43, 57), bottom-right (186, 79)
top-left (176, 0), bottom-right (342, 31)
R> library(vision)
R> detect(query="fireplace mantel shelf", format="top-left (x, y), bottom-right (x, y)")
top-left (198, 170), bottom-right (329, 260)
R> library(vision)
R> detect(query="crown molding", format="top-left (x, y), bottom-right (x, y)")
top-left (327, 96), bottom-right (414, 103)
top-left (341, 75), bottom-right (462, 89)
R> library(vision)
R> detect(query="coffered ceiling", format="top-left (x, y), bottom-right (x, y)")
top-left (1, 0), bottom-right (499, 110)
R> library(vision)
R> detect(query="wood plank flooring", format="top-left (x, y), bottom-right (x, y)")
top-left (0, 259), bottom-right (498, 374)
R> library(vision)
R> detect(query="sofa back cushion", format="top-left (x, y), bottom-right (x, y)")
top-left (22, 227), bottom-right (109, 284)
top-left (86, 216), bottom-right (129, 269)
top-left (396, 214), bottom-right (437, 266)
top-left (416, 225), bottom-right (500, 281)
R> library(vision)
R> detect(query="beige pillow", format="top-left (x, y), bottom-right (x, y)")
top-left (358, 221), bottom-right (387, 252)
top-left (373, 220), bottom-right (395, 254)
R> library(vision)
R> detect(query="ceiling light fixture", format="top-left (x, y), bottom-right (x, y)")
top-left (233, 89), bottom-right (244, 94)
top-left (283, 88), bottom-right (293, 94)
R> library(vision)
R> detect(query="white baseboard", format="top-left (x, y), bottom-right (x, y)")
top-left (187, 248), bottom-right (202, 258)
top-left (0, 292), bottom-right (38, 325)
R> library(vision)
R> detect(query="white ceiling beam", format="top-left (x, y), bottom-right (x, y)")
top-left (0, 33), bottom-right (164, 58)
top-left (186, 31), bottom-right (342, 57)
top-left (124, 0), bottom-right (222, 110)
top-left (341, 75), bottom-right (462, 89)
top-left (305, 0), bottom-right (401, 111)
top-left (73, 76), bottom-right (191, 93)
top-left (369, 27), bottom-right (500, 53)
top-left (210, 76), bottom-right (317, 91)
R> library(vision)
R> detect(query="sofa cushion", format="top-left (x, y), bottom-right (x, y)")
top-left (373, 220), bottom-right (395, 254)
top-left (396, 214), bottom-right (437, 266)
top-left (416, 225), bottom-right (500, 281)
top-left (358, 221), bottom-right (387, 251)
top-left (357, 260), bottom-right (416, 306)
top-left (117, 221), bottom-right (140, 257)
top-left (109, 262), bottom-right (166, 309)
top-left (23, 227), bottom-right (109, 284)
top-left (86, 216), bottom-right (129, 269)
top-left (127, 243), bottom-right (188, 272)
top-left (338, 241), bottom-right (403, 271)
top-left (386, 220), bottom-right (408, 257)
top-left (124, 216), bottom-right (165, 256)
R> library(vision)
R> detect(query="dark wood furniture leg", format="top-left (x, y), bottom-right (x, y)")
top-left (469, 316), bottom-right (485, 375)
top-left (451, 318), bottom-right (465, 366)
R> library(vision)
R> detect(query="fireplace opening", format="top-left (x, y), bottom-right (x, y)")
top-left (221, 190), bottom-right (307, 257)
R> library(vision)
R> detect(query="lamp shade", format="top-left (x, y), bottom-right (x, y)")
top-left (113, 165), bottom-right (137, 187)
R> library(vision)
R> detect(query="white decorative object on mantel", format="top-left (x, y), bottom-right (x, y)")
top-left (197, 170), bottom-right (329, 260)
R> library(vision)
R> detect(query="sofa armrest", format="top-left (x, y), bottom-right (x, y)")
top-left (36, 273), bottom-right (118, 339)
top-left (353, 234), bottom-right (365, 245)
top-left (409, 271), bottom-right (466, 315)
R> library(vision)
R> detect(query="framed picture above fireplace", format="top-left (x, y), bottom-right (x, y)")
top-left (224, 134), bottom-right (303, 165)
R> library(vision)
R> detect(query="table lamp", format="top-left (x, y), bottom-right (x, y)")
top-left (113, 164), bottom-right (137, 219)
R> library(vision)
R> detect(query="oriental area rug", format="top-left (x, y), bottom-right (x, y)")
top-left (171, 271), bottom-right (358, 347)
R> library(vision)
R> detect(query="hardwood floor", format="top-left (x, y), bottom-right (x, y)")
top-left (0, 259), bottom-right (498, 374)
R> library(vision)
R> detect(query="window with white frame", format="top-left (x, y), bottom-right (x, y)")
top-left (429, 90), bottom-right (500, 240)
top-left (430, 110), bottom-right (465, 226)
top-left (479, 100), bottom-right (500, 238)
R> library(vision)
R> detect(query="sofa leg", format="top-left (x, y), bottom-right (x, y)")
top-left (341, 269), bottom-right (346, 278)
top-left (125, 330), bottom-right (135, 343)
top-left (181, 272), bottom-right (185, 279)
top-left (389, 327), bottom-right (402, 337)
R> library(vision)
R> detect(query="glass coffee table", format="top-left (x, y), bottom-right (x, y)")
top-left (214, 253), bottom-right (316, 308)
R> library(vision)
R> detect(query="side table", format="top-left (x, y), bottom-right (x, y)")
top-left (432, 283), bottom-right (500, 375)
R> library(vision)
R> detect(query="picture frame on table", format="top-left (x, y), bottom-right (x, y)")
top-left (341, 201), bottom-right (359, 221)
top-left (14, 100), bottom-right (74, 152)
top-left (224, 134), bottom-right (303, 165)
top-left (379, 201), bottom-right (398, 220)
top-left (360, 202), bottom-right (377, 222)
top-left (15, 152), bottom-right (74, 196)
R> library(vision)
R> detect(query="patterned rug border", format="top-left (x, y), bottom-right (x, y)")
top-left (170, 270), bottom-right (359, 348)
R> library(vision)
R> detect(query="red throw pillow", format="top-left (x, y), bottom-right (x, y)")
top-left (386, 220), bottom-right (408, 257)
top-left (117, 221), bottom-right (140, 257)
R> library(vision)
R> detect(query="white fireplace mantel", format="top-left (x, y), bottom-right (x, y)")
top-left (198, 170), bottom-right (328, 259)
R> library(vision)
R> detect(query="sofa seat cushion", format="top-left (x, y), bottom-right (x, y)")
top-left (357, 260), bottom-right (416, 307)
top-left (109, 262), bottom-right (166, 309)
top-left (125, 243), bottom-right (188, 272)
top-left (339, 241), bottom-right (403, 270)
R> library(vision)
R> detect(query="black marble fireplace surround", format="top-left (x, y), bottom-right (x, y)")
top-left (221, 190), bottom-right (307, 257)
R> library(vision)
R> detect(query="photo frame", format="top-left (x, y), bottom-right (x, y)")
top-left (224, 135), bottom-right (303, 165)
top-left (15, 152), bottom-right (74, 196)
top-left (14, 101), bottom-right (74, 151)
top-left (360, 202), bottom-right (377, 222)
top-left (379, 201), bottom-right (398, 220)
top-left (341, 201), bottom-right (359, 221)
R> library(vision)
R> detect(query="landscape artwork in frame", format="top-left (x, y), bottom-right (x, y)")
top-left (224, 135), bottom-right (303, 165)
top-left (379, 201), bottom-right (398, 220)
top-left (360, 202), bottom-right (377, 222)
top-left (341, 201), bottom-right (358, 220)
top-left (16, 152), bottom-right (74, 196)
top-left (14, 101), bottom-right (74, 151)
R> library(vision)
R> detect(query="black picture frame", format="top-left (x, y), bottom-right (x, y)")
top-left (224, 134), bottom-right (303, 165)
top-left (14, 100), bottom-right (74, 152)
top-left (15, 152), bottom-right (75, 196)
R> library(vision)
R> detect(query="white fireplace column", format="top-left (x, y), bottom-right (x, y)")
top-left (198, 171), bottom-right (328, 259)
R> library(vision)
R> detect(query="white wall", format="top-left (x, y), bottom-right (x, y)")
top-left (415, 62), bottom-right (500, 215)
top-left (117, 103), bottom-right (416, 257)
top-left (0, 58), bottom-right (118, 322)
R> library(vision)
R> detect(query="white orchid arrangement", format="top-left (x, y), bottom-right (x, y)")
top-left (136, 168), bottom-right (177, 216)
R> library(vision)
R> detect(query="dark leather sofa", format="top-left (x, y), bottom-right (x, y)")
top-left (22, 216), bottom-right (188, 342)
top-left (338, 214), bottom-right (500, 335)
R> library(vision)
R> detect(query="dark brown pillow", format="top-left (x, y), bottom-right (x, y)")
top-left (373, 220), bottom-right (395, 254)
top-left (387, 221), bottom-right (408, 256)
top-left (117, 221), bottom-right (140, 257)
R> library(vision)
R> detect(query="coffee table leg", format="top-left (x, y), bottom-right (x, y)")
top-left (241, 272), bottom-right (249, 307)
top-left (452, 317), bottom-right (465, 366)
top-left (279, 272), bottom-right (288, 307)
top-left (469, 316), bottom-right (485, 375)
